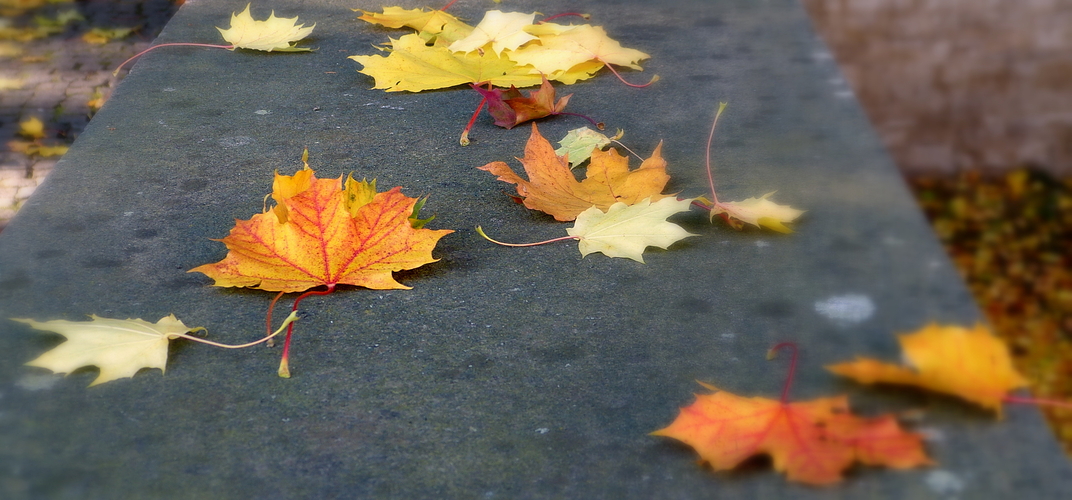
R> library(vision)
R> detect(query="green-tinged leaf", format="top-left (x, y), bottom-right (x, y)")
top-left (555, 126), bottom-right (621, 167)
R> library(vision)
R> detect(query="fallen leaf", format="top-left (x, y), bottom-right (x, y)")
top-left (652, 383), bottom-right (932, 485)
top-left (708, 192), bottom-right (803, 233)
top-left (18, 315), bottom-right (204, 387)
top-left (472, 75), bottom-right (571, 129)
top-left (827, 323), bottom-right (1030, 416)
top-left (190, 164), bottom-right (452, 292)
top-left (350, 33), bottom-right (545, 92)
top-left (26, 143), bottom-right (68, 157)
top-left (509, 24), bottom-right (651, 79)
top-left (351, 11), bottom-right (652, 90)
top-left (217, 3), bottom-right (314, 52)
top-left (448, 10), bottom-right (537, 55)
top-left (81, 27), bottom-right (134, 44)
top-left (87, 90), bottom-right (106, 112)
top-left (479, 124), bottom-right (670, 221)
top-left (0, 76), bottom-right (23, 90)
top-left (567, 197), bottom-right (695, 262)
top-left (555, 126), bottom-right (620, 167)
top-left (355, 6), bottom-right (471, 43)
top-left (17, 116), bottom-right (45, 140)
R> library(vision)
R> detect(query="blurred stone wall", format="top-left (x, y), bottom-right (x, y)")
top-left (802, 0), bottom-right (1072, 176)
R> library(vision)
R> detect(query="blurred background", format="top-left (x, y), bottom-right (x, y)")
top-left (2, 0), bottom-right (1071, 451)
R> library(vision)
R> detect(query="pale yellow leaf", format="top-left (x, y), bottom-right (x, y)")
top-left (567, 197), bottom-right (696, 262)
top-left (19, 314), bottom-right (203, 386)
top-left (217, 3), bottom-right (314, 52)
top-left (448, 10), bottom-right (537, 55)
top-left (711, 192), bottom-right (803, 233)
top-left (509, 24), bottom-right (650, 76)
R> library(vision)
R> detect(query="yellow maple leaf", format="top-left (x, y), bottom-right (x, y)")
top-left (355, 6), bottom-right (472, 43)
top-left (217, 3), bottom-right (314, 52)
top-left (448, 10), bottom-right (537, 55)
top-left (567, 197), bottom-right (696, 262)
top-left (350, 33), bottom-right (544, 92)
top-left (827, 323), bottom-right (1030, 416)
top-left (509, 24), bottom-right (651, 77)
top-left (709, 192), bottom-right (803, 233)
top-left (19, 315), bottom-right (204, 387)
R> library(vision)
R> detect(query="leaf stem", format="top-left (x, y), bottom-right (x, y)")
top-left (265, 290), bottom-right (286, 347)
top-left (611, 139), bottom-right (645, 162)
top-left (705, 102), bottom-right (728, 207)
top-left (174, 311), bottom-right (299, 349)
top-left (278, 284), bottom-right (337, 378)
top-left (439, 0), bottom-right (459, 11)
top-left (460, 94), bottom-right (488, 146)
top-left (538, 12), bottom-right (591, 23)
top-left (476, 226), bottom-right (579, 247)
top-left (767, 342), bottom-right (799, 403)
top-left (1004, 394), bottom-right (1072, 410)
top-left (556, 111), bottom-right (604, 130)
top-left (599, 61), bottom-right (659, 88)
top-left (113, 42), bottom-right (235, 76)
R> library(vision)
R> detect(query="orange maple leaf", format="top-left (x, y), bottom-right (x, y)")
top-left (478, 124), bottom-right (670, 221)
top-left (191, 167), bottom-right (452, 293)
top-left (826, 323), bottom-right (1030, 416)
top-left (652, 383), bottom-right (932, 485)
top-left (654, 343), bottom-right (931, 485)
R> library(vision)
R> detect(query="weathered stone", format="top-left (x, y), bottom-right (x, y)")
top-left (0, 1), bottom-right (1068, 498)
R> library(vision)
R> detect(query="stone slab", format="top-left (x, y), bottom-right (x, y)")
top-left (1, 0), bottom-right (1069, 498)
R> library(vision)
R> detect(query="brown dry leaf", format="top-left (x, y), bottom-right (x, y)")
top-left (478, 124), bottom-right (670, 221)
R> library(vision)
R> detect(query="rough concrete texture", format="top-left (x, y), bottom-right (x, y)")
top-left (0, 0), bottom-right (1069, 498)
top-left (803, 0), bottom-right (1072, 176)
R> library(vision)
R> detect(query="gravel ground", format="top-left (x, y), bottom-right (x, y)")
top-left (0, 0), bottom-right (178, 229)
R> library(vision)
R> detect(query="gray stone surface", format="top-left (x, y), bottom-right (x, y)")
top-left (0, 0), bottom-right (1069, 498)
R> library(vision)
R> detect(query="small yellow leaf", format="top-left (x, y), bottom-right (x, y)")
top-left (81, 27), bottom-right (134, 44)
top-left (28, 144), bottom-right (68, 157)
top-left (19, 315), bottom-right (203, 387)
top-left (18, 116), bottom-right (45, 140)
top-left (217, 3), bottom-right (314, 52)
top-left (827, 323), bottom-right (1030, 416)
top-left (355, 6), bottom-right (472, 43)
top-left (711, 192), bottom-right (803, 233)
top-left (567, 197), bottom-right (696, 263)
